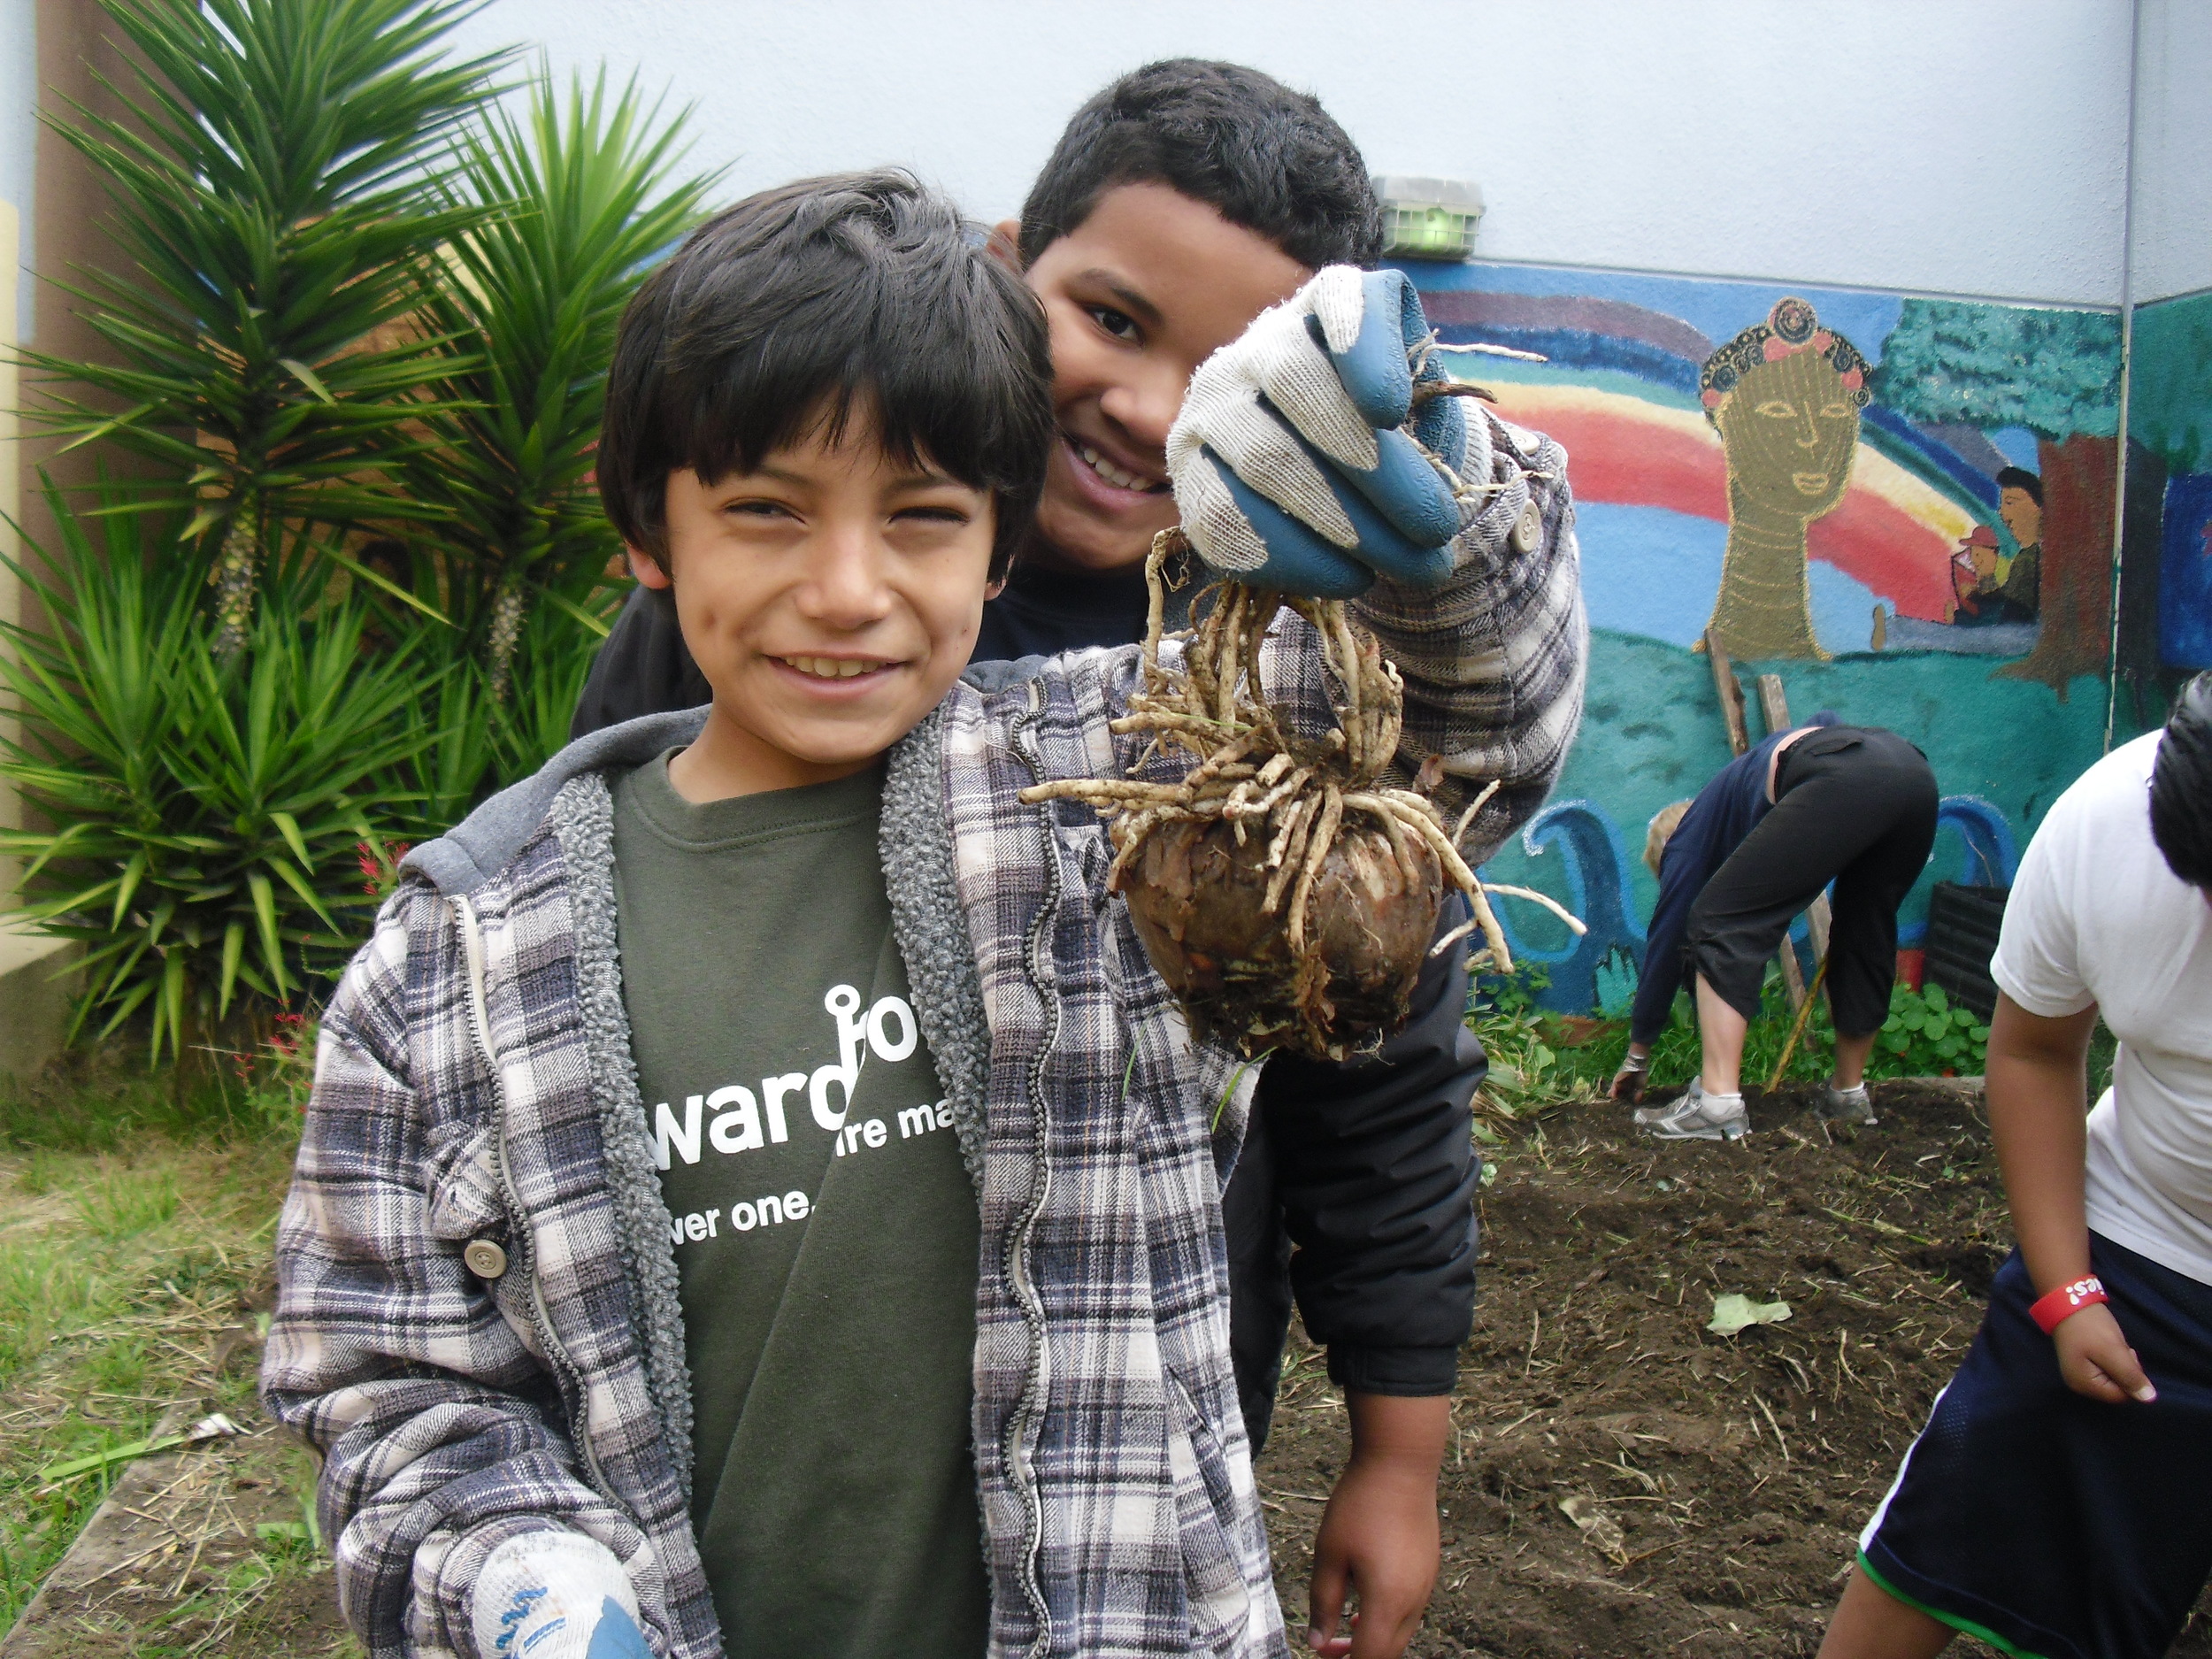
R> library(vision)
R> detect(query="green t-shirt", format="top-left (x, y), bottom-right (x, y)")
top-left (611, 755), bottom-right (989, 1658)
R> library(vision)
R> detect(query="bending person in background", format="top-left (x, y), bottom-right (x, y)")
top-left (1611, 718), bottom-right (1937, 1140)
top-left (1818, 673), bottom-right (2212, 1659)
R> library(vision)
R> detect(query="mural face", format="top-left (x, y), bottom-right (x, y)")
top-left (1718, 349), bottom-right (1861, 518)
top-left (1700, 298), bottom-right (1871, 658)
top-left (1999, 486), bottom-right (2042, 549)
top-left (1399, 258), bottom-right (2133, 1017)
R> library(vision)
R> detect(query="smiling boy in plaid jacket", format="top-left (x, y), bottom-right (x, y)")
top-left (263, 171), bottom-right (1583, 1659)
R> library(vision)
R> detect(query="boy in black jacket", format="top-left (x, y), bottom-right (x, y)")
top-left (574, 61), bottom-right (1571, 1654)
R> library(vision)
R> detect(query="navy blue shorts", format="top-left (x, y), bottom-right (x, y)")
top-left (1860, 1233), bottom-right (2212, 1659)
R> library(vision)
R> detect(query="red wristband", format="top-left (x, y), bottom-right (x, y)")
top-left (2030, 1275), bottom-right (2108, 1335)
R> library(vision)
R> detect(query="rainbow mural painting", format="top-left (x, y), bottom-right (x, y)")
top-left (1409, 265), bottom-right (2039, 655)
top-left (1385, 258), bottom-right (2131, 1017)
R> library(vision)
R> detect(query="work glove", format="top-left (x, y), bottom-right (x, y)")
top-left (1167, 266), bottom-right (1468, 598)
top-left (472, 1531), bottom-right (652, 1659)
top-left (1609, 1054), bottom-right (1649, 1103)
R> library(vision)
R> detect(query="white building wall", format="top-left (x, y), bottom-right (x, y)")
top-left (2131, 0), bottom-right (2212, 303)
top-left (446, 0), bottom-right (2132, 305)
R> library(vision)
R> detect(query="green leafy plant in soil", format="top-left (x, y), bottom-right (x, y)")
top-left (1870, 980), bottom-right (1990, 1078)
top-left (1471, 956), bottom-right (2060, 1120)
top-left (1470, 958), bottom-right (1847, 1114)
top-left (1469, 961), bottom-right (2119, 1113)
top-left (1468, 967), bottom-right (1607, 1143)
top-left (394, 65), bottom-right (716, 697)
top-left (0, 501), bottom-right (437, 1059)
top-left (5, 0), bottom-right (710, 1056)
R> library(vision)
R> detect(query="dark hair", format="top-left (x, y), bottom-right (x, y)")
top-left (600, 170), bottom-right (1054, 581)
top-left (1996, 466), bottom-right (2044, 507)
top-left (1016, 59), bottom-right (1380, 272)
top-left (2152, 672), bottom-right (2212, 889)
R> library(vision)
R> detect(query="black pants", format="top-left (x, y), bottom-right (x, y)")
top-left (1686, 726), bottom-right (1939, 1037)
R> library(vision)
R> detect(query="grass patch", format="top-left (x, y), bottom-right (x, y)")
top-left (0, 1032), bottom-right (320, 1641)
top-left (0, 1026), bottom-right (311, 1157)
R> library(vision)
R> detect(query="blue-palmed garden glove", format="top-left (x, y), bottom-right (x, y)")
top-left (1167, 266), bottom-right (1469, 598)
top-left (472, 1532), bottom-right (652, 1659)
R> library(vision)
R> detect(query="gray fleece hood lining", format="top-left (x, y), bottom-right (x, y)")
top-left (401, 668), bottom-right (1040, 900)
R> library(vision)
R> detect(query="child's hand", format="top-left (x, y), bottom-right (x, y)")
top-left (472, 1531), bottom-right (651, 1659)
top-left (1306, 1394), bottom-right (1446, 1659)
top-left (2053, 1302), bottom-right (2158, 1405)
top-left (1168, 267), bottom-right (1466, 599)
top-left (1610, 1047), bottom-right (1651, 1102)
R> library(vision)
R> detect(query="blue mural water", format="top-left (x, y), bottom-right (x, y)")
top-left (2160, 472), bottom-right (2212, 670)
top-left (1934, 796), bottom-right (2019, 887)
top-left (1484, 798), bottom-right (1645, 1013)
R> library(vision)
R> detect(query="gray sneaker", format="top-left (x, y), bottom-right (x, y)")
top-left (1633, 1079), bottom-right (1750, 1141)
top-left (1817, 1083), bottom-right (1878, 1126)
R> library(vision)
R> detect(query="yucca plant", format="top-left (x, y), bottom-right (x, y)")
top-left (0, 488), bottom-right (436, 1061)
top-left (19, 0), bottom-right (514, 654)
top-left (376, 587), bottom-right (618, 846)
top-left (487, 590), bottom-right (623, 779)
top-left (398, 67), bottom-right (714, 699)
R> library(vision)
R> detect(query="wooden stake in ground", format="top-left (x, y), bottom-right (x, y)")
top-left (1702, 633), bottom-right (1812, 1008)
top-left (1768, 951), bottom-right (1832, 1089)
top-left (1754, 673), bottom-right (1836, 999)
top-left (1702, 628), bottom-right (1751, 757)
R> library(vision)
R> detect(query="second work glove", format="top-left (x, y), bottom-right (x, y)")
top-left (472, 1531), bottom-right (653, 1659)
top-left (1167, 266), bottom-right (1468, 598)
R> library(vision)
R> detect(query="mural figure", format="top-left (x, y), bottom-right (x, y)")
top-left (1401, 258), bottom-right (2143, 1019)
top-left (1993, 466), bottom-right (2044, 619)
top-left (1870, 299), bottom-right (2121, 692)
top-left (1697, 297), bottom-right (1873, 659)
top-left (1947, 526), bottom-right (2005, 624)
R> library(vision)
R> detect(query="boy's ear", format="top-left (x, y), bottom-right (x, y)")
top-left (985, 577), bottom-right (1007, 602)
top-left (627, 547), bottom-right (672, 589)
top-left (986, 219), bottom-right (1022, 273)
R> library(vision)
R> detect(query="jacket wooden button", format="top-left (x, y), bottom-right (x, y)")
top-left (1511, 501), bottom-right (1543, 554)
top-left (464, 1239), bottom-right (508, 1279)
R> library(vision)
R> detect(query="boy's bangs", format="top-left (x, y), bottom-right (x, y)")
top-left (675, 279), bottom-right (1034, 501)
top-left (603, 173), bottom-right (1054, 577)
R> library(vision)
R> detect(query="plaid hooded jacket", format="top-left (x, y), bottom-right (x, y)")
top-left (262, 404), bottom-right (1585, 1659)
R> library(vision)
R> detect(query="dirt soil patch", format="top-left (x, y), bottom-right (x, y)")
top-left (0, 1394), bottom-right (349, 1659)
top-left (1256, 1079), bottom-right (2212, 1657)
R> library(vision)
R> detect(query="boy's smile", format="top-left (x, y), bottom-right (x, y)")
top-left (630, 408), bottom-right (1000, 802)
top-left (1010, 181), bottom-right (1310, 573)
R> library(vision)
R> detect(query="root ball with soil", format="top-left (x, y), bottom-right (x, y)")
top-left (1022, 529), bottom-right (1578, 1062)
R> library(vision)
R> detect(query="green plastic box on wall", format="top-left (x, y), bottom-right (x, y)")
top-left (1373, 175), bottom-right (1484, 263)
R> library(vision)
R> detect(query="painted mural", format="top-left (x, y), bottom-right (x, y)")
top-left (1391, 258), bottom-right (2131, 1014)
top-left (2122, 287), bottom-right (2212, 722)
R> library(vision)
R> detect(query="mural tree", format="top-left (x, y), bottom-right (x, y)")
top-left (1870, 301), bottom-right (2123, 693)
top-left (2119, 295), bottom-right (2212, 690)
top-left (2131, 295), bottom-right (2212, 479)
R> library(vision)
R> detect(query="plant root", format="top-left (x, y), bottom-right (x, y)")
top-left (1021, 527), bottom-right (1566, 1060)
